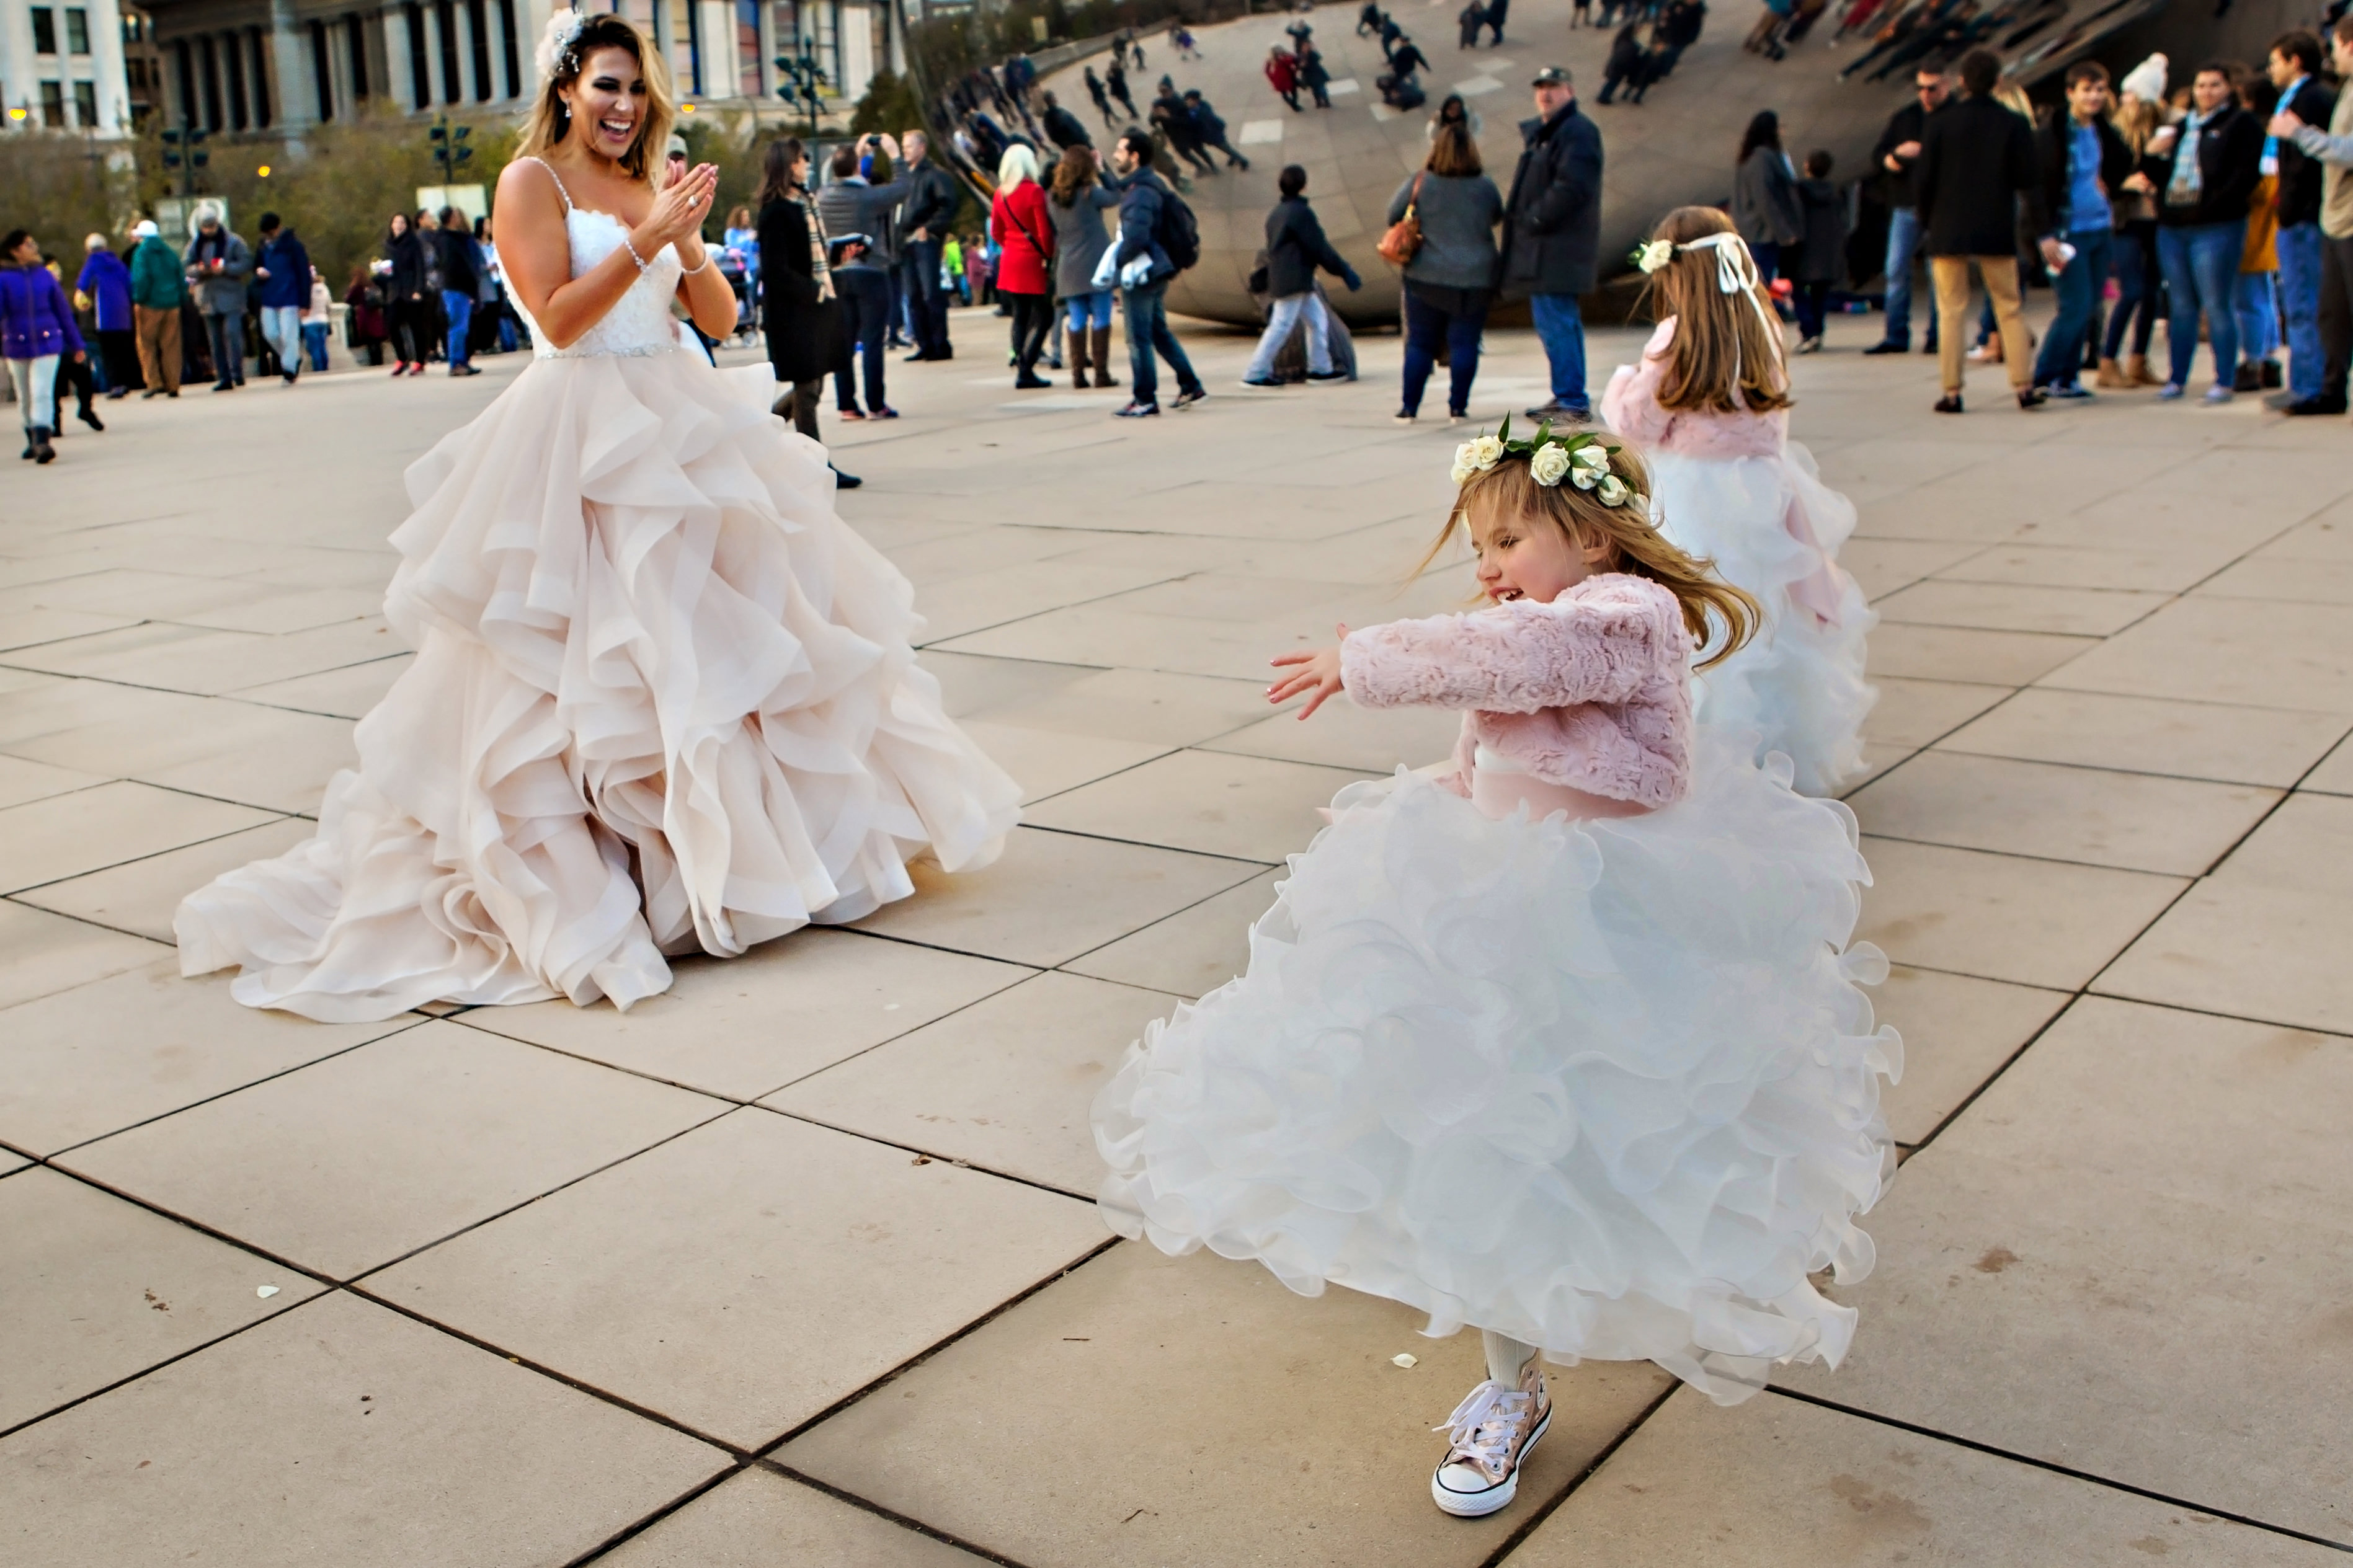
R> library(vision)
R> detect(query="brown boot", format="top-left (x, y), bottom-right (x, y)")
top-left (2126, 352), bottom-right (2159, 386)
top-left (1090, 325), bottom-right (1119, 389)
top-left (2093, 357), bottom-right (2128, 389)
top-left (1069, 326), bottom-right (1090, 388)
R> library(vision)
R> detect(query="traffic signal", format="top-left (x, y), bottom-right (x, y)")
top-left (428, 118), bottom-right (472, 177)
top-left (161, 124), bottom-right (208, 169)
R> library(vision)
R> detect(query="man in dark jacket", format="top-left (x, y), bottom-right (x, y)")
top-left (2130, 59), bottom-right (2265, 400)
top-left (1039, 91), bottom-right (1093, 153)
top-left (434, 205), bottom-right (481, 376)
top-left (2029, 62), bottom-right (2135, 395)
top-left (1915, 48), bottom-right (2045, 410)
top-left (1864, 66), bottom-right (1949, 353)
top-left (1243, 165), bottom-right (1363, 385)
top-left (1485, 0), bottom-right (1510, 44)
top-left (1108, 126), bottom-right (1207, 416)
top-left (2265, 30), bottom-right (2337, 405)
top-left (1498, 66), bottom-right (1604, 418)
top-left (1153, 86), bottom-right (1217, 175)
top-left (897, 128), bottom-right (960, 361)
top-left (182, 207), bottom-right (252, 392)
top-left (252, 214), bottom-right (313, 385)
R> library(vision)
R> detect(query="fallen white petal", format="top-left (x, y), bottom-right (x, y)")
top-left (256, 1285), bottom-right (281, 1298)
top-left (1392, 1352), bottom-right (1418, 1368)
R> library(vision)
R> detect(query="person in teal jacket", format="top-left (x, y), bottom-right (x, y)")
top-left (127, 219), bottom-right (187, 396)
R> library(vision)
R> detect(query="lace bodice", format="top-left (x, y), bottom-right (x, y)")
top-left (507, 157), bottom-right (685, 360)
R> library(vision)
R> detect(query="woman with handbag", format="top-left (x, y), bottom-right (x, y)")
top-left (755, 136), bottom-right (858, 487)
top-left (990, 144), bottom-right (1057, 389)
top-left (1384, 120), bottom-right (1502, 422)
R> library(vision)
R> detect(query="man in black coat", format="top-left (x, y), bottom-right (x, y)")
top-left (2028, 61), bottom-right (2135, 394)
top-left (897, 129), bottom-right (960, 361)
top-left (1915, 48), bottom-right (2045, 410)
top-left (1040, 90), bottom-right (1093, 153)
top-left (1864, 66), bottom-right (1949, 353)
top-left (1183, 91), bottom-right (1250, 169)
top-left (435, 206), bottom-right (482, 376)
top-left (1243, 164), bottom-right (1363, 385)
top-left (1498, 66), bottom-right (1604, 418)
top-left (2128, 58), bottom-right (2265, 399)
top-left (2265, 29), bottom-right (2338, 405)
top-left (1485, 0), bottom-right (1510, 44)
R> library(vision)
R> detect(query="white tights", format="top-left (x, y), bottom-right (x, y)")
top-left (1482, 1331), bottom-right (1539, 1385)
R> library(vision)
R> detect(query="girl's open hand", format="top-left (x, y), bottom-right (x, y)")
top-left (1270, 626), bottom-right (1347, 720)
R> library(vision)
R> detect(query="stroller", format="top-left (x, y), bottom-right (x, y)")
top-left (716, 244), bottom-right (759, 343)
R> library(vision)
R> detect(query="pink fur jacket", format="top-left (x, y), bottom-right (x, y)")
top-left (1599, 316), bottom-right (1786, 459)
top-left (1339, 573), bottom-right (1694, 808)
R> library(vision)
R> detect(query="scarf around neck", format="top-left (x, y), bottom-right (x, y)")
top-left (790, 188), bottom-right (834, 302)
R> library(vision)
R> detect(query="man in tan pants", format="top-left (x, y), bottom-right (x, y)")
top-left (126, 218), bottom-right (185, 397)
top-left (1915, 47), bottom-right (2048, 411)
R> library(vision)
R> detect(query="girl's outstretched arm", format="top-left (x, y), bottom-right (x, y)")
top-left (1269, 624), bottom-right (1350, 719)
top-left (1340, 580), bottom-right (1679, 714)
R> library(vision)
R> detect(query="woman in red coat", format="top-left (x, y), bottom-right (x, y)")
top-left (1266, 47), bottom-right (1301, 110)
top-left (990, 144), bottom-right (1057, 389)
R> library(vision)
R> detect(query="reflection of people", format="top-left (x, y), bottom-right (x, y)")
top-left (1039, 89), bottom-right (1092, 151)
top-left (1185, 91), bottom-right (1250, 169)
top-left (1106, 55), bottom-right (1140, 119)
top-left (177, 12), bottom-right (1018, 1020)
top-left (1085, 64), bottom-right (1117, 126)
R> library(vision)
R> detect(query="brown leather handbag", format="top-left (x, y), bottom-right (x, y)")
top-left (1377, 173), bottom-right (1426, 267)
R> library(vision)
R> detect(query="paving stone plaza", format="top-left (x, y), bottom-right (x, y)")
top-left (2, 311), bottom-right (2349, 1565)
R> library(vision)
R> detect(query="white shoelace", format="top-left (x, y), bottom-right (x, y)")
top-left (1434, 1381), bottom-right (1532, 1477)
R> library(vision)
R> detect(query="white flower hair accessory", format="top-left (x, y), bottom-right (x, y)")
top-left (1448, 416), bottom-right (1647, 511)
top-left (536, 7), bottom-right (585, 79)
top-left (1632, 238), bottom-right (1676, 275)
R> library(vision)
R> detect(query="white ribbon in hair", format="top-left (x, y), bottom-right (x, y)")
top-left (1678, 231), bottom-right (1786, 370)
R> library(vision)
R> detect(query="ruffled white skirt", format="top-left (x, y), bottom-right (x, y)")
top-left (176, 350), bottom-right (1021, 1022)
top-left (1093, 737), bottom-right (1900, 1404)
top-left (1649, 443), bottom-right (1875, 796)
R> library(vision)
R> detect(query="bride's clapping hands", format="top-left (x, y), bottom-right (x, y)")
top-left (638, 161), bottom-right (719, 250)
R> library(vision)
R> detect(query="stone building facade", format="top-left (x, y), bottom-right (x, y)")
top-left (1, 0), bottom-right (140, 131)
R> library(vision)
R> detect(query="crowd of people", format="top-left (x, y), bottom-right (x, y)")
top-left (1845, 27), bottom-right (2353, 414)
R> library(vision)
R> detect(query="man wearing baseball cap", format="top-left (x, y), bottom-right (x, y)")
top-left (127, 218), bottom-right (187, 397)
top-left (1498, 65), bottom-right (1603, 420)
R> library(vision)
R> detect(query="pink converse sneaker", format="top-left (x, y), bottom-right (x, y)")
top-left (1430, 1359), bottom-right (1551, 1517)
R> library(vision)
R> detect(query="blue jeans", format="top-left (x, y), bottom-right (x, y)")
top-left (259, 304), bottom-right (305, 377)
top-left (441, 288), bottom-right (473, 368)
top-left (2103, 221), bottom-right (2160, 360)
top-left (2276, 221), bottom-right (2325, 399)
top-left (2032, 227), bottom-right (2112, 388)
top-left (1123, 278), bottom-right (1202, 406)
top-left (2236, 270), bottom-right (2280, 364)
top-left (1528, 292), bottom-right (1588, 412)
top-left (2156, 219), bottom-right (2246, 389)
top-left (1245, 291), bottom-right (1332, 380)
top-left (1400, 286), bottom-right (1488, 415)
top-left (1880, 205), bottom-right (1923, 345)
top-left (1063, 288), bottom-right (1115, 331)
top-left (301, 321), bottom-right (330, 371)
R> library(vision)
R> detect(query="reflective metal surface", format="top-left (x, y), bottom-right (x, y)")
top-left (896, 0), bottom-right (2169, 326)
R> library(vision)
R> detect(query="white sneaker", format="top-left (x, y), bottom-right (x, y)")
top-left (1430, 1360), bottom-right (1550, 1517)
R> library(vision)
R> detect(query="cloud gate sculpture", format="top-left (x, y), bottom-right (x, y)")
top-left (895, 0), bottom-right (2173, 327)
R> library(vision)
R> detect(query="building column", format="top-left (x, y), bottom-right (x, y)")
top-left (269, 0), bottom-right (316, 131)
top-left (387, 2), bottom-right (418, 110)
top-left (84, 0), bottom-right (133, 131)
top-left (2, 2), bottom-right (38, 131)
top-left (837, 0), bottom-right (871, 104)
top-left (513, 0), bottom-right (555, 98)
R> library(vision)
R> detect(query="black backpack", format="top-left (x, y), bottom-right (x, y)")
top-left (1155, 179), bottom-right (1202, 272)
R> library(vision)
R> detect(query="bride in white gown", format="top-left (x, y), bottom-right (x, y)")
top-left (177, 9), bottom-right (1021, 1023)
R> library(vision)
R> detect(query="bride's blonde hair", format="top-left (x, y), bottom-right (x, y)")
top-left (518, 12), bottom-right (675, 182)
top-left (1415, 440), bottom-right (1760, 670)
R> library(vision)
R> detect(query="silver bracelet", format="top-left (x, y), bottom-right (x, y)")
top-left (678, 254), bottom-right (710, 277)
top-left (621, 236), bottom-right (651, 273)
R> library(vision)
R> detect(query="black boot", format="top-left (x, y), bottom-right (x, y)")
top-left (32, 425), bottom-right (57, 463)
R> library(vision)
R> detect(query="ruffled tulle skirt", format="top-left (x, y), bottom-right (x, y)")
top-left (1649, 444), bottom-right (1875, 796)
top-left (1093, 737), bottom-right (1900, 1404)
top-left (176, 350), bottom-right (1020, 1022)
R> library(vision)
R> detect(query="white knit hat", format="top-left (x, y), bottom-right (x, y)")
top-left (132, 218), bottom-right (159, 237)
top-left (2119, 53), bottom-right (2167, 104)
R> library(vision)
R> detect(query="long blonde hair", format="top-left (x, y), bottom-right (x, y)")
top-left (518, 12), bottom-right (674, 183)
top-left (1413, 441), bottom-right (1760, 669)
top-left (1636, 206), bottom-right (1792, 415)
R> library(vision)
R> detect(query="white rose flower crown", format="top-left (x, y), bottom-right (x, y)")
top-left (1450, 416), bottom-right (1644, 513)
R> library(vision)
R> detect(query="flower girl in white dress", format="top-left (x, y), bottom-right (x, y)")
top-left (1092, 424), bottom-right (1900, 1519)
top-left (1603, 206), bottom-right (1875, 795)
top-left (176, 11), bottom-right (1020, 1022)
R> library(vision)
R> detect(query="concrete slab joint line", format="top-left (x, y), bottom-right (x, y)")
top-left (7, 313), bottom-right (2353, 1566)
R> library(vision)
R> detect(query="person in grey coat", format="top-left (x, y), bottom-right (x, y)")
top-left (1732, 110), bottom-right (1804, 284)
top-left (1386, 120), bottom-right (1503, 420)
top-left (182, 207), bottom-right (252, 391)
top-left (1044, 143), bottom-right (1125, 389)
top-left (1243, 165), bottom-right (1363, 385)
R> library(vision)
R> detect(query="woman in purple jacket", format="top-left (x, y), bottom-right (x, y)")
top-left (2, 229), bottom-right (86, 464)
top-left (76, 232), bottom-right (139, 396)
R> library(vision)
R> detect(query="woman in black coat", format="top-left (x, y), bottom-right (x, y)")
top-left (383, 213), bottom-right (431, 376)
top-left (754, 138), bottom-right (857, 486)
